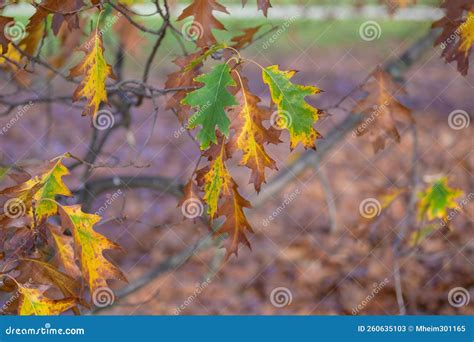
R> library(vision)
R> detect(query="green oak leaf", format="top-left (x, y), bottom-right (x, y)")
top-left (262, 65), bottom-right (322, 150)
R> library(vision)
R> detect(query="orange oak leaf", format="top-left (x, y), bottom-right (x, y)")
top-left (353, 67), bottom-right (414, 153)
top-left (217, 182), bottom-right (253, 259)
top-left (177, 0), bottom-right (229, 48)
top-left (196, 144), bottom-right (233, 218)
top-left (380, 0), bottom-right (416, 14)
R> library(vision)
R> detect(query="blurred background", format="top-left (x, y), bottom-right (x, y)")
top-left (0, 0), bottom-right (472, 315)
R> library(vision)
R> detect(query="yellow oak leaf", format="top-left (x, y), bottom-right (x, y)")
top-left (69, 31), bottom-right (115, 117)
top-left (50, 226), bottom-right (82, 279)
top-left (18, 286), bottom-right (76, 316)
top-left (59, 205), bottom-right (126, 295)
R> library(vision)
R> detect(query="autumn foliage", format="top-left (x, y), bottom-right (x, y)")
top-left (0, 0), bottom-right (472, 315)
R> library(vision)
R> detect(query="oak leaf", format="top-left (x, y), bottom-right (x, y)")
top-left (433, 1), bottom-right (474, 75)
top-left (69, 31), bottom-right (116, 117)
top-left (196, 145), bottom-right (233, 218)
top-left (262, 65), bottom-right (322, 150)
top-left (417, 177), bottom-right (463, 222)
top-left (217, 183), bottom-right (253, 259)
top-left (0, 158), bottom-right (72, 221)
top-left (231, 81), bottom-right (280, 192)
